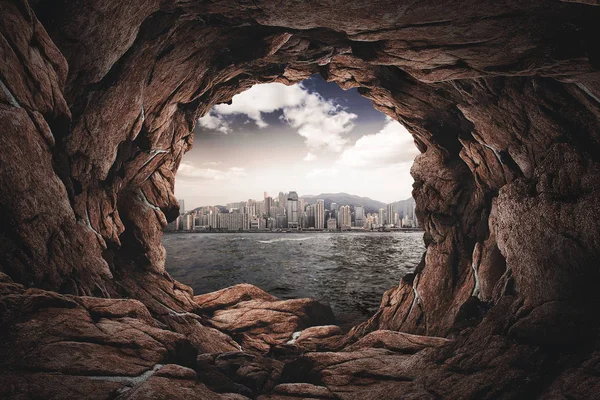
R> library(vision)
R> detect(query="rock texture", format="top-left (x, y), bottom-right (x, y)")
top-left (195, 284), bottom-right (335, 353)
top-left (1, 0), bottom-right (600, 398)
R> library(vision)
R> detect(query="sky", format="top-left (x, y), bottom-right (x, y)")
top-left (175, 75), bottom-right (420, 209)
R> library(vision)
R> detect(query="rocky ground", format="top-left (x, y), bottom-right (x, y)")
top-left (0, 276), bottom-right (459, 399)
top-left (3, 276), bottom-right (599, 399)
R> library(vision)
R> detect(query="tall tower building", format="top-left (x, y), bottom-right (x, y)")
top-left (316, 199), bottom-right (325, 229)
top-left (298, 198), bottom-right (306, 218)
top-left (286, 191), bottom-right (299, 229)
top-left (330, 202), bottom-right (338, 219)
top-left (387, 203), bottom-right (394, 226)
top-left (177, 199), bottom-right (185, 215)
top-left (246, 199), bottom-right (257, 217)
top-left (354, 206), bottom-right (364, 228)
top-left (306, 204), bottom-right (316, 228)
top-left (278, 192), bottom-right (287, 207)
top-left (265, 196), bottom-right (273, 217)
top-left (339, 205), bottom-right (351, 229)
top-left (378, 208), bottom-right (385, 227)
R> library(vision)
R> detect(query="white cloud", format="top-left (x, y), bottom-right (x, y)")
top-left (306, 167), bottom-right (338, 179)
top-left (282, 92), bottom-right (356, 152)
top-left (204, 82), bottom-right (356, 152)
top-left (338, 119), bottom-right (419, 168)
top-left (178, 162), bottom-right (246, 180)
top-left (197, 113), bottom-right (231, 133)
top-left (303, 152), bottom-right (317, 161)
top-left (212, 83), bottom-right (307, 127)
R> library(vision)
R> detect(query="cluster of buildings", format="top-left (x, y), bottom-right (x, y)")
top-left (166, 192), bottom-right (418, 232)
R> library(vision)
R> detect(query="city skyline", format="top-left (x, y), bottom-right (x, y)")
top-left (175, 75), bottom-right (420, 209)
top-left (169, 189), bottom-right (418, 233)
top-left (176, 190), bottom-right (413, 211)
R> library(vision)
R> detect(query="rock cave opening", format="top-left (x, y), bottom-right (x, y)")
top-left (1, 0), bottom-right (600, 399)
top-left (164, 75), bottom-right (426, 332)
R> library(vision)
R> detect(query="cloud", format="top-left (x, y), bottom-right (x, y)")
top-left (178, 162), bottom-right (246, 180)
top-left (337, 119), bottom-right (419, 168)
top-left (282, 92), bottom-right (356, 152)
top-left (306, 166), bottom-right (339, 179)
top-left (203, 82), bottom-right (356, 152)
top-left (197, 113), bottom-right (231, 133)
top-left (213, 83), bottom-right (307, 128)
top-left (303, 152), bottom-right (317, 161)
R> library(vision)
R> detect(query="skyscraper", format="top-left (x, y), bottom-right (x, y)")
top-left (339, 205), bottom-right (351, 230)
top-left (354, 206), bottom-right (364, 228)
top-left (387, 203), bottom-right (394, 226)
top-left (246, 199), bottom-right (257, 217)
top-left (265, 196), bottom-right (273, 217)
top-left (330, 202), bottom-right (338, 219)
top-left (306, 204), bottom-right (315, 228)
top-left (278, 192), bottom-right (287, 207)
top-left (286, 191), bottom-right (299, 229)
top-left (276, 214), bottom-right (287, 229)
top-left (177, 199), bottom-right (185, 215)
top-left (378, 208), bottom-right (385, 227)
top-left (316, 199), bottom-right (325, 229)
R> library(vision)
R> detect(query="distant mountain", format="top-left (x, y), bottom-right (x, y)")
top-left (302, 192), bottom-right (386, 214)
top-left (190, 193), bottom-right (415, 217)
top-left (390, 197), bottom-right (416, 218)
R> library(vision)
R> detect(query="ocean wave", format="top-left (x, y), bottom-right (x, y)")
top-left (257, 236), bottom-right (314, 244)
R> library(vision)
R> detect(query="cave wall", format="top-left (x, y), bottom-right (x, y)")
top-left (1, 0), bottom-right (600, 347)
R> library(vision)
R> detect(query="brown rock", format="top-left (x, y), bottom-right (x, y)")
top-left (258, 383), bottom-right (335, 399)
top-left (344, 330), bottom-right (450, 353)
top-left (197, 284), bottom-right (335, 353)
top-left (2, 0), bottom-right (600, 398)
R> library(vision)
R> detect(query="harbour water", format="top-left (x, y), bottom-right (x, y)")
top-left (163, 231), bottom-right (425, 330)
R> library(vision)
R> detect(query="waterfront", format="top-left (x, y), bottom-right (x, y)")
top-left (164, 231), bottom-right (425, 330)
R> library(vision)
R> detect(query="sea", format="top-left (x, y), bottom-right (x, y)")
top-left (163, 231), bottom-right (425, 331)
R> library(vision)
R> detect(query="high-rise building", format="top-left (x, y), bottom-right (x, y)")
top-left (276, 214), bottom-right (287, 229)
top-left (265, 196), bottom-right (273, 217)
top-left (365, 214), bottom-right (374, 230)
top-left (378, 208), bottom-right (385, 227)
top-left (316, 199), bottom-right (325, 229)
top-left (330, 202), bottom-right (338, 219)
top-left (278, 192), bottom-right (287, 207)
top-left (246, 199), bottom-right (257, 217)
top-left (387, 203), bottom-right (394, 226)
top-left (298, 198), bottom-right (306, 218)
top-left (300, 211), bottom-right (308, 228)
top-left (286, 191), bottom-right (299, 229)
top-left (208, 207), bottom-right (220, 229)
top-left (306, 204), bottom-right (315, 228)
top-left (354, 206), bottom-right (364, 228)
top-left (339, 205), bottom-right (351, 230)
top-left (178, 199), bottom-right (185, 215)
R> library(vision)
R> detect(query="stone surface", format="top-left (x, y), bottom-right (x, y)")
top-left (197, 284), bottom-right (335, 353)
top-left (1, 0), bottom-right (600, 398)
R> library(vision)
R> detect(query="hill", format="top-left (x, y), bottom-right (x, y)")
top-left (302, 192), bottom-right (387, 214)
